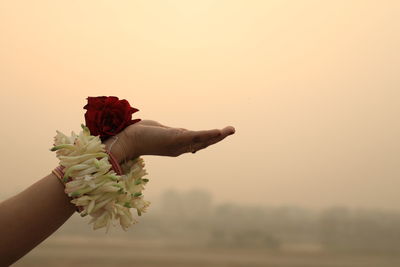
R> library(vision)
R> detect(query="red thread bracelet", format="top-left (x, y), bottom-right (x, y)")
top-left (52, 165), bottom-right (83, 213)
top-left (105, 150), bottom-right (123, 175)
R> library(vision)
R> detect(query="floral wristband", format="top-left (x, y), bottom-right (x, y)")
top-left (52, 150), bottom-right (123, 213)
top-left (50, 96), bottom-right (148, 232)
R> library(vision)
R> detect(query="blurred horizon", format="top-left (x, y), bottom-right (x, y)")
top-left (15, 187), bottom-right (400, 266)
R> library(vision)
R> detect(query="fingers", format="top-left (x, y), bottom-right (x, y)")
top-left (131, 123), bottom-right (235, 157)
top-left (183, 126), bottom-right (235, 154)
top-left (221, 126), bottom-right (236, 137)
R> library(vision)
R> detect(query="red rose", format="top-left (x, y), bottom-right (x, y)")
top-left (83, 96), bottom-right (141, 141)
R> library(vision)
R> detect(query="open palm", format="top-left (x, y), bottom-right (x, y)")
top-left (106, 120), bottom-right (235, 162)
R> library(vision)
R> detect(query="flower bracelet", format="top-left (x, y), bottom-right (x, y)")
top-left (51, 125), bottom-right (150, 232)
top-left (50, 96), bottom-right (148, 232)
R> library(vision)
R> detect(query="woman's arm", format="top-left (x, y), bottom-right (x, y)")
top-left (0, 133), bottom-right (130, 265)
top-left (0, 120), bottom-right (235, 266)
top-left (0, 173), bottom-right (76, 265)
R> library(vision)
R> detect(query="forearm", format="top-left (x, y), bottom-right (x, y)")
top-left (0, 173), bottom-right (76, 266)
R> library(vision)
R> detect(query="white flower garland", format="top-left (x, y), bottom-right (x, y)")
top-left (51, 124), bottom-right (150, 232)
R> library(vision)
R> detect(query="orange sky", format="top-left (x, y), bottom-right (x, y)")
top-left (0, 0), bottom-right (399, 210)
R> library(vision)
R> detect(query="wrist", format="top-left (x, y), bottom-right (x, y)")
top-left (103, 136), bottom-right (125, 164)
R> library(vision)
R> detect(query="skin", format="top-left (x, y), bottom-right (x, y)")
top-left (0, 120), bottom-right (235, 266)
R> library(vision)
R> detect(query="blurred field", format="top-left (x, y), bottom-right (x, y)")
top-left (13, 189), bottom-right (400, 267)
top-left (14, 236), bottom-right (400, 267)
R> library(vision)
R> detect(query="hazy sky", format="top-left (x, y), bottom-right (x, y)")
top-left (0, 0), bottom-right (399, 210)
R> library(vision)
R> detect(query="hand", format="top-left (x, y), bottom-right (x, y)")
top-left (103, 120), bottom-right (235, 163)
